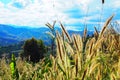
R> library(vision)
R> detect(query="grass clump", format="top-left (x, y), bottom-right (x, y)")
top-left (0, 15), bottom-right (120, 80)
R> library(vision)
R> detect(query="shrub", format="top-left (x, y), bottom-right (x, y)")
top-left (21, 38), bottom-right (46, 63)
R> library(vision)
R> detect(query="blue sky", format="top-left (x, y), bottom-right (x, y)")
top-left (0, 0), bottom-right (120, 31)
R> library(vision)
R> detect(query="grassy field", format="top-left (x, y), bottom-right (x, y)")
top-left (0, 15), bottom-right (120, 80)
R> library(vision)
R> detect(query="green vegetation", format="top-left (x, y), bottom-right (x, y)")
top-left (21, 38), bottom-right (47, 63)
top-left (0, 15), bottom-right (120, 80)
top-left (10, 53), bottom-right (19, 79)
top-left (0, 41), bottom-right (23, 55)
top-left (0, 41), bottom-right (24, 60)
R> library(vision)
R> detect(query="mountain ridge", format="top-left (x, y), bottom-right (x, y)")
top-left (0, 24), bottom-right (94, 46)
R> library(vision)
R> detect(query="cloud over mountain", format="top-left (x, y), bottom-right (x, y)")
top-left (0, 0), bottom-right (120, 30)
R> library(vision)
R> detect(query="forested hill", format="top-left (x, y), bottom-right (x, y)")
top-left (0, 24), bottom-right (50, 46)
top-left (0, 24), bottom-right (94, 46)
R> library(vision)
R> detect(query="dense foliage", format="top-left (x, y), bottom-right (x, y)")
top-left (21, 38), bottom-right (47, 63)
top-left (0, 41), bottom-right (24, 58)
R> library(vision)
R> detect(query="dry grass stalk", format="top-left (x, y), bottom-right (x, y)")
top-left (45, 21), bottom-right (56, 30)
top-left (88, 37), bottom-right (104, 60)
top-left (45, 23), bottom-right (54, 30)
top-left (61, 30), bottom-right (65, 41)
top-left (75, 54), bottom-right (78, 77)
top-left (94, 26), bottom-right (99, 40)
top-left (56, 36), bottom-right (63, 63)
top-left (94, 37), bottom-right (104, 49)
top-left (111, 73), bottom-right (116, 80)
top-left (72, 34), bottom-right (83, 53)
top-left (85, 37), bottom-right (95, 49)
top-left (46, 31), bottom-right (55, 38)
top-left (89, 39), bottom-right (94, 55)
top-left (118, 59), bottom-right (120, 77)
top-left (83, 27), bottom-right (87, 42)
top-left (96, 68), bottom-right (101, 80)
top-left (64, 42), bottom-right (74, 55)
top-left (102, 0), bottom-right (104, 4)
top-left (56, 31), bottom-right (61, 40)
top-left (82, 68), bottom-right (87, 80)
top-left (99, 15), bottom-right (114, 38)
top-left (85, 38), bottom-right (95, 59)
top-left (113, 35), bottom-right (119, 49)
top-left (89, 63), bottom-right (99, 76)
top-left (73, 35), bottom-right (79, 51)
top-left (77, 35), bottom-right (83, 52)
top-left (60, 22), bottom-right (72, 43)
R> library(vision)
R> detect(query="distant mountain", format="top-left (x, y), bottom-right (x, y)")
top-left (68, 30), bottom-right (94, 36)
top-left (0, 37), bottom-right (19, 46)
top-left (0, 24), bottom-right (94, 46)
top-left (0, 24), bottom-right (51, 46)
top-left (0, 24), bottom-right (50, 39)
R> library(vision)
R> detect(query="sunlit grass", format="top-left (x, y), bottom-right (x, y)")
top-left (0, 15), bottom-right (120, 80)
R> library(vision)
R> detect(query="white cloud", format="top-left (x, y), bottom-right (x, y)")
top-left (109, 0), bottom-right (120, 9)
top-left (0, 1), bottom-right (4, 7)
top-left (0, 0), bottom-right (119, 30)
top-left (0, 0), bottom-right (73, 27)
top-left (65, 26), bottom-right (83, 31)
top-left (116, 20), bottom-right (120, 25)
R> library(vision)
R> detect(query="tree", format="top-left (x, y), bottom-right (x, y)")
top-left (21, 38), bottom-right (46, 63)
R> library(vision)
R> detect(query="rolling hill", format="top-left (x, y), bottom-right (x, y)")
top-left (0, 24), bottom-right (50, 46)
top-left (0, 24), bottom-right (94, 46)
